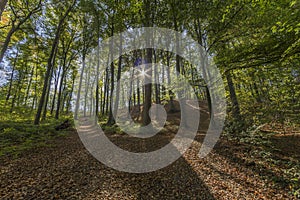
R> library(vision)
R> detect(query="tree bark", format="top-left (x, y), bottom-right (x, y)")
top-left (107, 20), bottom-right (115, 125)
top-left (226, 71), bottom-right (241, 120)
top-left (41, 55), bottom-right (56, 121)
top-left (24, 66), bottom-right (35, 106)
top-left (142, 48), bottom-right (153, 126)
top-left (74, 53), bottom-right (86, 120)
top-left (6, 50), bottom-right (19, 102)
top-left (113, 33), bottom-right (123, 123)
top-left (83, 61), bottom-right (91, 117)
top-left (0, 27), bottom-right (14, 64)
top-left (34, 1), bottom-right (75, 125)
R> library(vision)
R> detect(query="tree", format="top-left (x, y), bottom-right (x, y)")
top-left (141, 0), bottom-right (154, 126)
top-left (0, 0), bottom-right (42, 63)
top-left (34, 0), bottom-right (76, 125)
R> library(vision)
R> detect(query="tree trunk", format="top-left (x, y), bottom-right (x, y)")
top-left (10, 60), bottom-right (26, 112)
top-left (95, 53), bottom-right (100, 119)
top-left (51, 66), bottom-right (61, 114)
top-left (161, 52), bottom-right (166, 99)
top-left (41, 58), bottom-right (55, 121)
top-left (105, 68), bottom-right (110, 114)
top-left (102, 71), bottom-right (108, 115)
top-left (154, 50), bottom-right (160, 104)
top-left (128, 67), bottom-right (134, 115)
top-left (74, 53), bottom-right (86, 120)
top-left (55, 67), bottom-right (66, 119)
top-left (166, 52), bottom-right (175, 112)
top-left (142, 48), bottom-right (153, 126)
top-left (107, 21), bottom-right (115, 125)
top-left (66, 74), bottom-right (75, 114)
top-left (83, 61), bottom-right (91, 117)
top-left (137, 76), bottom-right (141, 113)
top-left (34, 1), bottom-right (74, 124)
top-left (0, 27), bottom-right (14, 64)
top-left (95, 21), bottom-right (101, 121)
top-left (24, 66), bottom-right (35, 106)
top-left (226, 71), bottom-right (241, 120)
top-left (107, 60), bottom-right (115, 125)
top-left (6, 50), bottom-right (19, 102)
top-left (113, 33), bottom-right (123, 123)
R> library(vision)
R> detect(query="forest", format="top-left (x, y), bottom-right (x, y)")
top-left (0, 0), bottom-right (299, 199)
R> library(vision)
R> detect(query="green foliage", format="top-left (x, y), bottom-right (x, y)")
top-left (101, 124), bottom-right (122, 135)
top-left (0, 0), bottom-right (299, 197)
top-left (0, 99), bottom-right (73, 157)
top-left (284, 166), bottom-right (300, 198)
top-left (224, 120), bottom-right (300, 198)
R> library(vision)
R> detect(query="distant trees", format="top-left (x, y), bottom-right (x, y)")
top-left (0, 0), bottom-right (298, 128)
top-left (34, 0), bottom-right (77, 125)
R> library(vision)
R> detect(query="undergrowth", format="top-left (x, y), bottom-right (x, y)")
top-left (0, 101), bottom-right (74, 158)
top-left (223, 117), bottom-right (300, 198)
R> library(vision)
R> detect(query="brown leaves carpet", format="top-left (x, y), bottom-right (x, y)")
top-left (0, 128), bottom-right (296, 199)
top-left (0, 103), bottom-right (297, 199)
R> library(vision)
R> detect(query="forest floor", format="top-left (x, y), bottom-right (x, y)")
top-left (0, 103), bottom-right (299, 199)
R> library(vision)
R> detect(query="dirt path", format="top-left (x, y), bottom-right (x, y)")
top-left (0, 126), bottom-right (296, 199)
top-left (0, 102), bottom-right (296, 199)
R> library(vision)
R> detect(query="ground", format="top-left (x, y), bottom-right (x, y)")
top-left (0, 102), bottom-right (299, 199)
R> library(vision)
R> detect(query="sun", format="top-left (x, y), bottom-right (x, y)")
top-left (141, 69), bottom-right (146, 77)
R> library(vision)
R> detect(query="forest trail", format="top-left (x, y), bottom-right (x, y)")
top-left (1, 0), bottom-right (299, 199)
top-left (0, 103), bottom-right (297, 199)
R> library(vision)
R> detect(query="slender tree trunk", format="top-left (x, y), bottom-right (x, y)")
top-left (142, 48), bottom-right (153, 126)
top-left (129, 68), bottom-right (134, 114)
top-left (137, 77), bottom-right (141, 112)
top-left (51, 66), bottom-right (61, 114)
top-left (95, 24), bottom-right (101, 121)
top-left (142, 0), bottom-right (154, 126)
top-left (161, 52), bottom-right (166, 99)
top-left (166, 52), bottom-right (176, 112)
top-left (105, 69), bottom-right (110, 114)
top-left (99, 81), bottom-right (103, 115)
top-left (122, 84), bottom-right (126, 108)
top-left (102, 74), bottom-right (107, 115)
top-left (154, 50), bottom-right (160, 104)
top-left (107, 21), bottom-right (115, 125)
top-left (107, 60), bottom-right (115, 125)
top-left (32, 62), bottom-right (39, 110)
top-left (89, 79), bottom-right (95, 117)
top-left (113, 33), bottom-right (123, 122)
top-left (83, 61), bottom-right (91, 117)
top-left (10, 61), bottom-right (26, 112)
top-left (74, 53), bottom-right (86, 120)
top-left (6, 50), bottom-right (19, 102)
top-left (42, 59), bottom-right (55, 121)
top-left (55, 68), bottom-right (66, 119)
top-left (95, 56), bottom-right (100, 119)
top-left (0, 27), bottom-right (14, 64)
top-left (16, 63), bottom-right (28, 106)
top-left (226, 71), bottom-right (241, 120)
top-left (66, 74), bottom-right (75, 114)
top-left (61, 88), bottom-right (68, 114)
top-left (34, 1), bottom-right (74, 124)
top-left (24, 66), bottom-right (35, 106)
